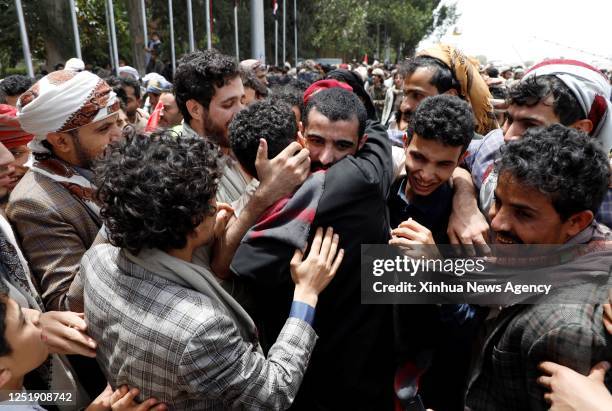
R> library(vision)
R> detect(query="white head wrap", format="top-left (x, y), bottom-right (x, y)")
top-left (65, 58), bottom-right (85, 72)
top-left (17, 70), bottom-right (118, 154)
top-left (118, 65), bottom-right (140, 80)
top-left (523, 59), bottom-right (612, 153)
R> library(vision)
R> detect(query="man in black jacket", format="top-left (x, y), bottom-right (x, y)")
top-left (230, 88), bottom-right (396, 410)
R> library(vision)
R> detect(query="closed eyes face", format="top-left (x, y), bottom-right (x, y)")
top-left (303, 108), bottom-right (364, 170)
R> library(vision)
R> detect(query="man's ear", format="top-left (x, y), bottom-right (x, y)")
top-left (358, 134), bottom-right (368, 151)
top-left (186, 99), bottom-right (204, 122)
top-left (45, 132), bottom-right (73, 154)
top-left (563, 210), bottom-right (593, 240)
top-left (458, 150), bottom-right (469, 165)
top-left (444, 88), bottom-right (459, 97)
top-left (570, 119), bottom-right (594, 135)
top-left (0, 367), bottom-right (12, 388)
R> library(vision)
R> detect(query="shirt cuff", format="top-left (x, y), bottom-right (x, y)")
top-left (289, 300), bottom-right (316, 326)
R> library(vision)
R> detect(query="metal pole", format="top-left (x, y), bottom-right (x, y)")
top-left (187, 0), bottom-right (194, 52)
top-left (104, 0), bottom-right (114, 70)
top-left (107, 0), bottom-right (119, 75)
top-left (234, 1), bottom-right (239, 60)
top-left (250, 0), bottom-right (265, 62)
top-left (68, 0), bottom-right (82, 60)
top-left (205, 0), bottom-right (211, 49)
top-left (282, 0), bottom-right (286, 65)
top-left (275, 18), bottom-right (278, 66)
top-left (293, 0), bottom-right (297, 66)
top-left (14, 0), bottom-right (33, 78)
top-left (140, 0), bottom-right (148, 46)
top-left (168, 0), bottom-right (176, 75)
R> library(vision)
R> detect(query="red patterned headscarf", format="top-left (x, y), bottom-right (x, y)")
top-left (0, 104), bottom-right (33, 149)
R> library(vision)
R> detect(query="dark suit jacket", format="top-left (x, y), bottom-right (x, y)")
top-left (232, 121), bottom-right (396, 410)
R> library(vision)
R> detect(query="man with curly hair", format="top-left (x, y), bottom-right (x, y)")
top-left (465, 125), bottom-right (612, 410)
top-left (387, 94), bottom-right (483, 411)
top-left (0, 75), bottom-right (33, 107)
top-left (388, 94), bottom-right (475, 245)
top-left (173, 49), bottom-right (311, 281)
top-left (83, 130), bottom-right (343, 409)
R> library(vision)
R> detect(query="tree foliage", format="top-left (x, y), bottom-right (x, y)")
top-left (0, 0), bottom-right (457, 76)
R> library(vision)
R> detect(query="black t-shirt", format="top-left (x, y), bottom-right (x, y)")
top-left (387, 176), bottom-right (453, 244)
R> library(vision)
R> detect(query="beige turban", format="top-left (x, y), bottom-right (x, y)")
top-left (418, 44), bottom-right (498, 135)
top-left (17, 70), bottom-right (119, 154)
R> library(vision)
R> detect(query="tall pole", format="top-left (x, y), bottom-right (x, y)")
top-left (282, 0), bottom-right (286, 65)
top-left (107, 0), bottom-right (119, 75)
top-left (293, 0), bottom-right (297, 66)
top-left (104, 0), bottom-right (114, 70)
top-left (140, 0), bottom-right (148, 46)
top-left (234, 1), bottom-right (239, 60)
top-left (250, 0), bottom-right (265, 62)
top-left (205, 0), bottom-right (212, 49)
top-left (187, 0), bottom-right (194, 52)
top-left (274, 18), bottom-right (278, 66)
top-left (168, 0), bottom-right (176, 75)
top-left (14, 0), bottom-right (33, 78)
top-left (68, 0), bottom-right (82, 60)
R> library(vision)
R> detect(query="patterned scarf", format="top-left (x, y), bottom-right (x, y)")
top-left (418, 44), bottom-right (498, 135)
top-left (30, 158), bottom-right (101, 222)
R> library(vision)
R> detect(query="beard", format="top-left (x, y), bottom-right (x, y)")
top-left (310, 162), bottom-right (330, 172)
top-left (71, 133), bottom-right (100, 170)
top-left (203, 111), bottom-right (230, 148)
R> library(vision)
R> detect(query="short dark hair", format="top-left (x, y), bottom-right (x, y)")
top-left (508, 75), bottom-right (583, 126)
top-left (240, 69), bottom-right (268, 99)
top-left (174, 49), bottom-right (239, 123)
top-left (269, 84), bottom-right (304, 119)
top-left (486, 67), bottom-right (499, 78)
top-left (303, 87), bottom-right (367, 138)
top-left (399, 56), bottom-right (461, 95)
top-left (408, 94), bottom-right (475, 153)
top-left (0, 292), bottom-right (10, 357)
top-left (230, 99), bottom-right (297, 179)
top-left (94, 130), bottom-right (222, 253)
top-left (120, 77), bottom-right (141, 100)
top-left (104, 76), bottom-right (128, 111)
top-left (0, 75), bottom-right (33, 97)
top-left (496, 124), bottom-right (610, 220)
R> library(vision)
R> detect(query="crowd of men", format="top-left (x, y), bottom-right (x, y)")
top-left (0, 43), bottom-right (611, 411)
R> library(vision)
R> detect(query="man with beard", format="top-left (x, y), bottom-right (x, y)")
top-left (6, 70), bottom-right (122, 312)
top-left (465, 125), bottom-right (611, 410)
top-left (173, 49), bottom-right (310, 281)
top-left (230, 89), bottom-right (396, 410)
top-left (120, 77), bottom-right (149, 133)
top-left (157, 91), bottom-right (182, 128)
top-left (0, 104), bottom-right (33, 211)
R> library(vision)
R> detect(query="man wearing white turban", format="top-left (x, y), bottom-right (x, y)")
top-left (464, 58), bottom-right (612, 228)
top-left (6, 69), bottom-right (122, 312)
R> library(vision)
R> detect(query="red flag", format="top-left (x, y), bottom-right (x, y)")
top-left (363, 53), bottom-right (368, 64)
top-left (272, 0), bottom-right (278, 16)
